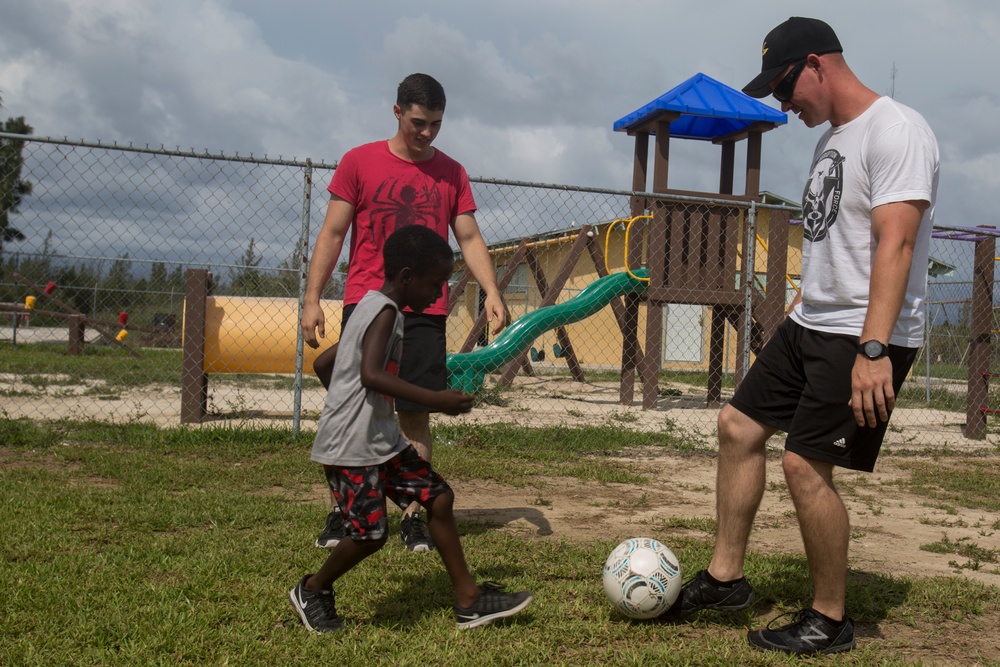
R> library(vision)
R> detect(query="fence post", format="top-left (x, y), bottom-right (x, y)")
top-left (68, 314), bottom-right (85, 355)
top-left (181, 269), bottom-right (212, 424)
top-left (292, 160), bottom-right (314, 436)
top-left (965, 233), bottom-right (995, 439)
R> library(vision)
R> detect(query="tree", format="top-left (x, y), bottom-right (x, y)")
top-left (229, 237), bottom-right (265, 296)
top-left (0, 115), bottom-right (34, 254)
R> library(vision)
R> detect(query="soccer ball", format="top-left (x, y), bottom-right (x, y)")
top-left (602, 537), bottom-right (682, 619)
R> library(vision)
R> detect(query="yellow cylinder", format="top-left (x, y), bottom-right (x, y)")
top-left (25, 295), bottom-right (36, 310)
top-left (202, 296), bottom-right (342, 374)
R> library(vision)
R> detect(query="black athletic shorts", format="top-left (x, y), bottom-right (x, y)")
top-left (342, 304), bottom-right (447, 413)
top-left (729, 317), bottom-right (918, 472)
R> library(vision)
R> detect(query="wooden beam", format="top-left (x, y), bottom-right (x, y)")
top-left (181, 269), bottom-right (213, 424)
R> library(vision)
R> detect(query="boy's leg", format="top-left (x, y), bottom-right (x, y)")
top-left (422, 488), bottom-right (478, 606)
top-left (307, 535), bottom-right (386, 591)
top-left (387, 445), bottom-right (532, 628)
top-left (292, 463), bottom-right (390, 632)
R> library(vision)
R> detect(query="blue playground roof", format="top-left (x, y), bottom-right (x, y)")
top-left (613, 73), bottom-right (787, 141)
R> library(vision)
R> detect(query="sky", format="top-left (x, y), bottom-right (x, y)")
top-left (1, 0), bottom-right (998, 272)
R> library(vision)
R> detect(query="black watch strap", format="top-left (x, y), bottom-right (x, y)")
top-left (859, 339), bottom-right (888, 360)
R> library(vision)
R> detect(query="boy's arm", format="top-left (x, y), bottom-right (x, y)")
top-left (360, 308), bottom-right (473, 415)
top-left (313, 342), bottom-right (338, 390)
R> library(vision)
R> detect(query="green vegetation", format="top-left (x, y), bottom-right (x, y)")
top-left (0, 342), bottom-right (181, 391)
top-left (2, 418), bottom-right (998, 666)
top-left (895, 459), bottom-right (1000, 512)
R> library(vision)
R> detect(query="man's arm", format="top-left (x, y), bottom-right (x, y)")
top-left (360, 308), bottom-right (473, 415)
top-left (453, 212), bottom-right (506, 334)
top-left (301, 195), bottom-right (354, 348)
top-left (850, 199), bottom-right (927, 427)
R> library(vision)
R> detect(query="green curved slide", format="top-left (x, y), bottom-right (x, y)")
top-left (447, 268), bottom-right (649, 393)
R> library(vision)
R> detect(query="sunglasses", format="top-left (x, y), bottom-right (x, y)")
top-left (772, 59), bottom-right (808, 103)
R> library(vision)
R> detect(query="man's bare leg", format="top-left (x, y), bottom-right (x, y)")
top-left (783, 451), bottom-right (848, 620)
top-left (707, 405), bottom-right (776, 581)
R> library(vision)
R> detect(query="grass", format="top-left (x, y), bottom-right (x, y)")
top-left (2, 418), bottom-right (1000, 665)
top-left (0, 342), bottom-right (180, 390)
top-left (895, 458), bottom-right (1000, 512)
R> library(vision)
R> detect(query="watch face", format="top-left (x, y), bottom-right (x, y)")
top-left (863, 340), bottom-right (885, 358)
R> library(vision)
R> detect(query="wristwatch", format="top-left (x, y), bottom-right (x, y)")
top-left (858, 339), bottom-right (888, 360)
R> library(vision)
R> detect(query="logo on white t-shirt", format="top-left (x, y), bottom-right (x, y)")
top-left (802, 149), bottom-right (845, 243)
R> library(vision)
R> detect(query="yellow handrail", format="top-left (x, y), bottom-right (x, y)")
top-left (605, 215), bottom-right (652, 282)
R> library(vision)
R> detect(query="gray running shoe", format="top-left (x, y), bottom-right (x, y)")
top-left (289, 575), bottom-right (344, 633)
top-left (660, 569), bottom-right (754, 619)
top-left (454, 582), bottom-right (533, 629)
top-left (400, 511), bottom-right (435, 552)
top-left (315, 510), bottom-right (346, 548)
top-left (748, 608), bottom-right (856, 655)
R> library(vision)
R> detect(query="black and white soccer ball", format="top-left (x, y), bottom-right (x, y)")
top-left (602, 537), bottom-right (682, 619)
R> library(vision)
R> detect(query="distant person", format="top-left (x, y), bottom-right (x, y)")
top-left (663, 17), bottom-right (938, 656)
top-left (290, 225), bottom-right (531, 632)
top-left (301, 73), bottom-right (506, 553)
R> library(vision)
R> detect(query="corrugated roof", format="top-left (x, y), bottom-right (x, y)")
top-left (613, 72), bottom-right (787, 140)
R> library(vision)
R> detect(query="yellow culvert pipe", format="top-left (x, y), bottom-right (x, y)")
top-left (202, 296), bottom-right (342, 374)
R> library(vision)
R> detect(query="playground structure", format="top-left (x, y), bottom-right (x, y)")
top-left (607, 73), bottom-right (789, 408)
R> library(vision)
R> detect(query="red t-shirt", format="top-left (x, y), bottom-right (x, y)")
top-left (329, 141), bottom-right (476, 315)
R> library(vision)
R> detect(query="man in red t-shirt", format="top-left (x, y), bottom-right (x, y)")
top-left (301, 73), bottom-right (506, 553)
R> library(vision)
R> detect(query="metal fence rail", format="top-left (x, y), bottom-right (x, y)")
top-left (1, 133), bottom-right (998, 449)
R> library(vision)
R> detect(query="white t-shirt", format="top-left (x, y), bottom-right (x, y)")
top-left (790, 96), bottom-right (939, 347)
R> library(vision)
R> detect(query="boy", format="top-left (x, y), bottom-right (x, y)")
top-left (302, 73), bottom-right (506, 553)
top-left (290, 225), bottom-right (531, 632)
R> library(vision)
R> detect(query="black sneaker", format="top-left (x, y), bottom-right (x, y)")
top-left (315, 510), bottom-right (346, 548)
top-left (454, 582), bottom-right (533, 629)
top-left (289, 575), bottom-right (344, 633)
top-left (400, 511), bottom-right (434, 552)
top-left (747, 608), bottom-right (856, 655)
top-left (660, 569), bottom-right (755, 619)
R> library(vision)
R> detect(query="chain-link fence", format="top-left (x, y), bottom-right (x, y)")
top-left (2, 133), bottom-right (999, 448)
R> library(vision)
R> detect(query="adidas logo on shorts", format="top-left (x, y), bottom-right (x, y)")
top-left (833, 437), bottom-right (846, 448)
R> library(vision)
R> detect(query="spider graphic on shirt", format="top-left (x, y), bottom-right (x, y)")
top-left (368, 178), bottom-right (443, 243)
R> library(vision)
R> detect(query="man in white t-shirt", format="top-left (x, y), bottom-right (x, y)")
top-left (660, 17), bottom-right (939, 656)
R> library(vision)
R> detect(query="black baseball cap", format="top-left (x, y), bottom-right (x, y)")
top-left (742, 17), bottom-right (843, 98)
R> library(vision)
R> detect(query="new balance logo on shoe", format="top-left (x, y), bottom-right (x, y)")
top-left (747, 608), bottom-right (855, 655)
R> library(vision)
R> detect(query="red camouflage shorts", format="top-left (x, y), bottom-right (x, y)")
top-left (322, 444), bottom-right (451, 541)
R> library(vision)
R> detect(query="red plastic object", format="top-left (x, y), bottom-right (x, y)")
top-left (119, 312), bottom-right (129, 325)
top-left (44, 282), bottom-right (57, 294)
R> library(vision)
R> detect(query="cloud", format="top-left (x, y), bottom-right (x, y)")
top-left (0, 0), bottom-right (354, 159)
